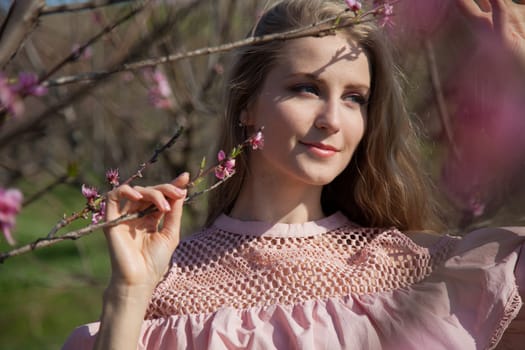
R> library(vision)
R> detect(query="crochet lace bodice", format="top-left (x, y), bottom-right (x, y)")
top-left (145, 212), bottom-right (451, 318)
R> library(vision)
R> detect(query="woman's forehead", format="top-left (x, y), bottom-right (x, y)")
top-left (275, 34), bottom-right (371, 86)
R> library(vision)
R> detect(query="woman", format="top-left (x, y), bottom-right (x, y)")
top-left (63, 0), bottom-right (525, 349)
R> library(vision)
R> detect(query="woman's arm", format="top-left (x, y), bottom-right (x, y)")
top-left (93, 173), bottom-right (189, 350)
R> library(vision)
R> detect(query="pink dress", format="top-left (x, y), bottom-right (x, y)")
top-left (62, 212), bottom-right (525, 349)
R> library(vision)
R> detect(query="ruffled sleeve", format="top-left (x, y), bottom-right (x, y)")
top-left (428, 227), bottom-right (525, 349)
top-left (62, 322), bottom-right (98, 350)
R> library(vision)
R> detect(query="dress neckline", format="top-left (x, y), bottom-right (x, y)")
top-left (212, 211), bottom-right (352, 238)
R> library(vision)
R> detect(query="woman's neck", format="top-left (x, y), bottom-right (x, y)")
top-left (229, 172), bottom-right (325, 224)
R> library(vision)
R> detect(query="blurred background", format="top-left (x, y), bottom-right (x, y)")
top-left (0, 0), bottom-right (524, 348)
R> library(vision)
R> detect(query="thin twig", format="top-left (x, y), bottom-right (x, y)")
top-left (121, 126), bottom-right (184, 186)
top-left (41, 0), bottom-right (134, 15)
top-left (44, 10), bottom-right (379, 87)
top-left (39, 1), bottom-right (147, 83)
top-left (0, 0), bottom-right (46, 68)
top-left (22, 174), bottom-right (72, 207)
top-left (0, 170), bottom-right (229, 263)
top-left (0, 0), bottom-right (198, 149)
top-left (185, 172), bottom-right (234, 203)
top-left (0, 205), bottom-right (153, 263)
top-left (44, 127), bottom-right (183, 238)
top-left (0, 1), bottom-right (147, 117)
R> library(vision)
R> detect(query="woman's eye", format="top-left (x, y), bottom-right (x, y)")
top-left (343, 93), bottom-right (367, 106)
top-left (291, 84), bottom-right (319, 96)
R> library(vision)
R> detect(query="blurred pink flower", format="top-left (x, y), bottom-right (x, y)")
top-left (12, 72), bottom-right (47, 97)
top-left (91, 200), bottom-right (106, 224)
top-left (145, 69), bottom-right (173, 110)
top-left (81, 184), bottom-right (99, 205)
top-left (0, 188), bottom-right (23, 246)
top-left (377, 3), bottom-right (394, 28)
top-left (0, 74), bottom-right (24, 117)
top-left (345, 0), bottom-right (361, 13)
top-left (215, 150), bottom-right (236, 180)
top-left (0, 71), bottom-right (48, 118)
top-left (248, 130), bottom-right (264, 150)
top-left (105, 168), bottom-right (120, 187)
top-left (71, 44), bottom-right (93, 61)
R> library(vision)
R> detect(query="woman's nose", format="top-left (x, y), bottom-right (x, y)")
top-left (314, 98), bottom-right (341, 133)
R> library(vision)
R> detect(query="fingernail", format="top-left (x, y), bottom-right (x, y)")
top-left (164, 202), bottom-right (171, 211)
top-left (175, 187), bottom-right (187, 196)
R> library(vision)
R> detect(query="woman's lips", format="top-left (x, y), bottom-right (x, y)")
top-left (299, 141), bottom-right (340, 158)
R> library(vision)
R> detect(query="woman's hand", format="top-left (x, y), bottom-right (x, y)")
top-left (103, 172), bottom-right (190, 292)
top-left (456, 0), bottom-right (525, 64)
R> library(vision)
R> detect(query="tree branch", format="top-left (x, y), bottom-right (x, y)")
top-left (0, 0), bottom-right (201, 149)
top-left (40, 0), bottom-right (133, 16)
top-left (44, 10), bottom-right (377, 87)
top-left (0, 0), bottom-right (46, 68)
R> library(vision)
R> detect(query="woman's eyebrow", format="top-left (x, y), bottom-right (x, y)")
top-left (285, 72), bottom-right (370, 92)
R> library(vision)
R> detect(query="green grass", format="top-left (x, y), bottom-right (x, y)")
top-left (0, 185), bottom-right (110, 350)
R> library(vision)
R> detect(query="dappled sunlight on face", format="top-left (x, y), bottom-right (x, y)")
top-left (244, 34), bottom-right (371, 190)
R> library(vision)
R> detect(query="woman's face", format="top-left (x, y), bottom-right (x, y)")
top-left (243, 33), bottom-right (371, 188)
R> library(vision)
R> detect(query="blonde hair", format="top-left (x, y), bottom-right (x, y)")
top-left (206, 0), bottom-right (441, 231)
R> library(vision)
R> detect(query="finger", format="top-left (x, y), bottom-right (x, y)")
top-left (456, 0), bottom-right (491, 16)
top-left (150, 183), bottom-right (188, 201)
top-left (489, 0), bottom-right (503, 29)
top-left (477, 0), bottom-right (493, 11)
top-left (489, 0), bottom-right (513, 37)
top-left (160, 173), bottom-right (190, 245)
top-left (106, 185), bottom-right (143, 221)
top-left (132, 186), bottom-right (172, 213)
top-left (172, 172), bottom-right (191, 189)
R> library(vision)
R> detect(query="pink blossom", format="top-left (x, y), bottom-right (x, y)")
top-left (71, 44), bottom-right (93, 61)
top-left (145, 69), bottom-right (173, 110)
top-left (0, 74), bottom-right (24, 117)
top-left (0, 188), bottom-right (23, 246)
top-left (345, 0), bottom-right (362, 13)
top-left (248, 130), bottom-right (264, 150)
top-left (81, 184), bottom-right (99, 204)
top-left (378, 4), bottom-right (394, 28)
top-left (12, 72), bottom-right (47, 96)
top-left (91, 200), bottom-right (106, 224)
top-left (214, 150), bottom-right (236, 180)
top-left (105, 168), bottom-right (120, 187)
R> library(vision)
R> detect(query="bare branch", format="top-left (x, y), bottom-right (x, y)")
top-left (39, 1), bottom-right (147, 83)
top-left (41, 0), bottom-right (133, 16)
top-left (0, 206), bottom-right (152, 263)
top-left (44, 10), bottom-right (377, 87)
top-left (121, 126), bottom-right (184, 186)
top-left (0, 0), bottom-right (46, 68)
top-left (0, 1), bottom-right (201, 149)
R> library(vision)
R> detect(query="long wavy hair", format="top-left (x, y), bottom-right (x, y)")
top-left (206, 0), bottom-right (442, 231)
